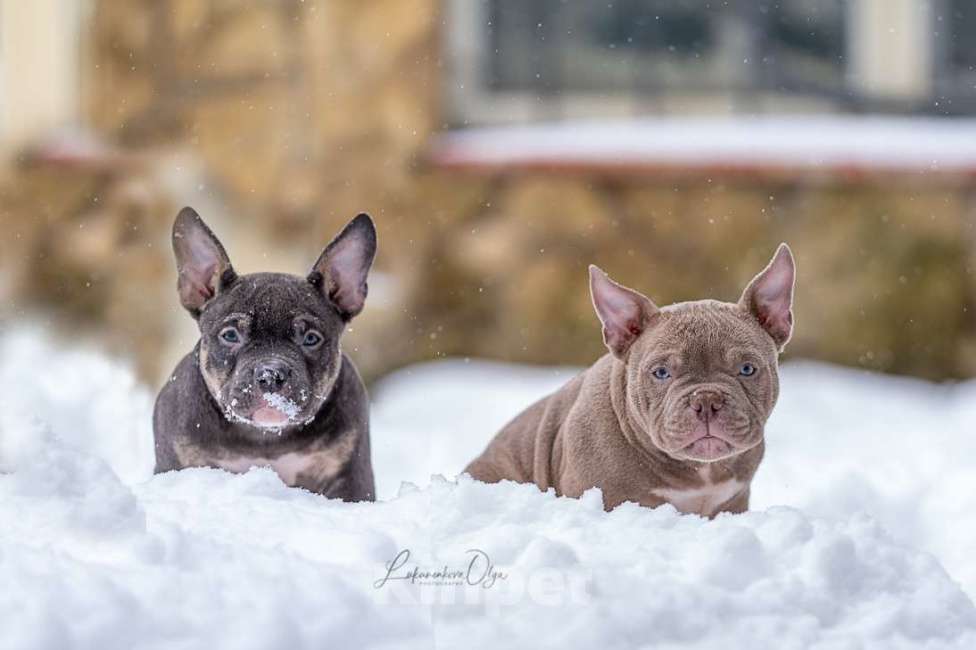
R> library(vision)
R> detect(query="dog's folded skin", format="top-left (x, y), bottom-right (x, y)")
top-left (466, 245), bottom-right (795, 517)
top-left (153, 207), bottom-right (377, 501)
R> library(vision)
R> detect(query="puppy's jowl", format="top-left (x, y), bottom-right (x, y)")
top-left (153, 208), bottom-right (376, 501)
top-left (466, 245), bottom-right (796, 517)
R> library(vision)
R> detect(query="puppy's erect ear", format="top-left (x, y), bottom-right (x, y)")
top-left (739, 243), bottom-right (795, 350)
top-left (309, 213), bottom-right (377, 321)
top-left (589, 265), bottom-right (659, 359)
top-left (172, 207), bottom-right (235, 318)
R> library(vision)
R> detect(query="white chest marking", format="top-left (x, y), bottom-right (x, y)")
top-left (653, 478), bottom-right (744, 516)
top-left (215, 453), bottom-right (315, 486)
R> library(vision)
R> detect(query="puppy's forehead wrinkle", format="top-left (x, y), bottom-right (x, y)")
top-left (220, 312), bottom-right (252, 329)
top-left (210, 273), bottom-right (337, 330)
top-left (644, 300), bottom-right (776, 362)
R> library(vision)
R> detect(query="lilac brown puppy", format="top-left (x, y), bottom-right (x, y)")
top-left (466, 245), bottom-right (796, 516)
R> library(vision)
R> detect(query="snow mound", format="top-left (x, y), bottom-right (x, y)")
top-left (2, 329), bottom-right (975, 648)
top-left (3, 440), bottom-right (975, 649)
top-left (371, 358), bottom-right (976, 605)
top-left (0, 327), bottom-right (154, 483)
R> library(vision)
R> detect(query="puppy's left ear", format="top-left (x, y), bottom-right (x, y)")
top-left (739, 243), bottom-right (795, 350)
top-left (309, 213), bottom-right (377, 320)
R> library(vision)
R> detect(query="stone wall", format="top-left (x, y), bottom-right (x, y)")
top-left (404, 172), bottom-right (976, 380)
top-left (0, 152), bottom-right (179, 379)
top-left (87, 0), bottom-right (439, 250)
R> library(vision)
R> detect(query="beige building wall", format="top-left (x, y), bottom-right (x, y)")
top-left (848, 0), bottom-right (933, 101)
top-left (0, 0), bottom-right (84, 148)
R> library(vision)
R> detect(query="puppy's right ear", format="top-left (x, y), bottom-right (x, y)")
top-left (589, 265), bottom-right (659, 359)
top-left (172, 207), bottom-right (235, 318)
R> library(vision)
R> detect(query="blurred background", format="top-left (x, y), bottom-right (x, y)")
top-left (0, 0), bottom-right (974, 385)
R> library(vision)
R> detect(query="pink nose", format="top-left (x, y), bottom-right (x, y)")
top-left (690, 391), bottom-right (724, 421)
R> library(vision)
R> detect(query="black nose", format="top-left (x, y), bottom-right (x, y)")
top-left (690, 390), bottom-right (725, 421)
top-left (254, 362), bottom-right (290, 392)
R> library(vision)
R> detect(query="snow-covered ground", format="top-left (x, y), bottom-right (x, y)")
top-left (1, 327), bottom-right (975, 649)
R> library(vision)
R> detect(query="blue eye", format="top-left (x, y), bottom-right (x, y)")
top-left (739, 362), bottom-right (757, 377)
top-left (219, 327), bottom-right (241, 344)
top-left (652, 367), bottom-right (671, 380)
top-left (302, 331), bottom-right (323, 347)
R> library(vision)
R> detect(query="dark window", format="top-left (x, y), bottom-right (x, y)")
top-left (485, 0), bottom-right (846, 98)
top-left (933, 0), bottom-right (976, 113)
top-left (762, 0), bottom-right (847, 93)
top-left (948, 0), bottom-right (976, 72)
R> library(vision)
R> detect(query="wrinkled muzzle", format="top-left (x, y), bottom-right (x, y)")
top-left (222, 355), bottom-right (315, 430)
top-left (660, 384), bottom-right (760, 462)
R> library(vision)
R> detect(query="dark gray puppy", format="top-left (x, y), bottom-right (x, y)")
top-left (153, 207), bottom-right (376, 501)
